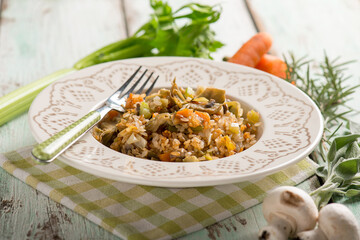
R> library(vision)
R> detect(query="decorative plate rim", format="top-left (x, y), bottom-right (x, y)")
top-left (28, 56), bottom-right (323, 187)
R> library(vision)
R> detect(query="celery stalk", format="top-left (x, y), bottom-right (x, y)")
top-left (0, 68), bottom-right (75, 126)
top-left (76, 44), bottom-right (149, 69)
top-left (74, 37), bottom-right (137, 69)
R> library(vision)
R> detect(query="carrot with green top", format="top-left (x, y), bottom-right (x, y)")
top-left (228, 32), bottom-right (273, 67)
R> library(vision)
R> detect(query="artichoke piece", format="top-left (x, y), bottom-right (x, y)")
top-left (145, 113), bottom-right (172, 132)
top-left (159, 89), bottom-right (171, 98)
top-left (191, 97), bottom-right (209, 103)
top-left (198, 87), bottom-right (226, 103)
top-left (145, 92), bottom-right (160, 102)
top-left (195, 86), bottom-right (205, 96)
top-left (184, 103), bottom-right (223, 115)
top-left (184, 87), bottom-right (195, 98)
top-left (170, 79), bottom-right (186, 108)
top-left (92, 122), bottom-right (118, 146)
top-left (93, 127), bottom-right (103, 142)
top-left (224, 101), bottom-right (242, 118)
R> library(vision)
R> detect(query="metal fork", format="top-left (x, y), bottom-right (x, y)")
top-left (31, 66), bottom-right (159, 164)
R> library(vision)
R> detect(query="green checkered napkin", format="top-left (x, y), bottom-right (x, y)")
top-left (0, 146), bottom-right (316, 240)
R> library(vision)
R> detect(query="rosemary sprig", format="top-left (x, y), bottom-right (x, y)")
top-left (284, 53), bottom-right (360, 208)
top-left (285, 53), bottom-right (359, 130)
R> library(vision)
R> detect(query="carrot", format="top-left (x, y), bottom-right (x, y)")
top-left (243, 132), bottom-right (250, 139)
top-left (255, 54), bottom-right (287, 79)
top-left (240, 124), bottom-right (246, 132)
top-left (228, 32), bottom-right (272, 67)
top-left (125, 93), bottom-right (144, 109)
top-left (158, 152), bottom-right (171, 162)
top-left (175, 108), bottom-right (194, 118)
top-left (195, 111), bottom-right (210, 123)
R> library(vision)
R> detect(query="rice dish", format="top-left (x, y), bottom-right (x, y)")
top-left (93, 80), bottom-right (261, 162)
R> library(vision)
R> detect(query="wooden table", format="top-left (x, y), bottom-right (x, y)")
top-left (1, 0), bottom-right (359, 239)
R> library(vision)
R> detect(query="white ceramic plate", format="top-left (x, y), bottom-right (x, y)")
top-left (29, 57), bottom-right (323, 187)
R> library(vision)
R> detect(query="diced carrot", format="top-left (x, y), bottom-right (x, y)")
top-left (195, 111), bottom-right (210, 123)
top-left (255, 54), bottom-right (287, 79)
top-left (228, 32), bottom-right (273, 67)
top-left (158, 152), bottom-right (171, 162)
top-left (125, 93), bottom-right (144, 109)
top-left (175, 108), bottom-right (194, 118)
top-left (240, 124), bottom-right (246, 132)
top-left (244, 132), bottom-right (250, 139)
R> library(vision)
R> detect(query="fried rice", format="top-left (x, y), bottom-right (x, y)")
top-left (93, 79), bottom-right (261, 162)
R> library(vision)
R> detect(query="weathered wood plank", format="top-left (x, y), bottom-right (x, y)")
top-left (247, 0), bottom-right (360, 122)
top-left (0, 0), bottom-right (127, 152)
top-left (123, 0), bottom-right (257, 61)
top-left (0, 0), bottom-right (126, 239)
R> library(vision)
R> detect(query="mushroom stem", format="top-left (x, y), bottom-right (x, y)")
top-left (258, 214), bottom-right (293, 240)
top-left (296, 228), bottom-right (327, 240)
top-left (297, 203), bottom-right (360, 240)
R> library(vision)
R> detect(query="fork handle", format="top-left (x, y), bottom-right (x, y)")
top-left (31, 110), bottom-right (102, 163)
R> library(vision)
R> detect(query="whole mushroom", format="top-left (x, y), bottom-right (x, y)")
top-left (297, 203), bottom-right (360, 240)
top-left (258, 186), bottom-right (318, 240)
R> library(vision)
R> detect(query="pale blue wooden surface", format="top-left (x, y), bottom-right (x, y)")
top-left (1, 0), bottom-right (358, 239)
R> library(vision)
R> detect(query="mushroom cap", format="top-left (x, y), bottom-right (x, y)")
top-left (318, 203), bottom-right (360, 240)
top-left (262, 186), bottom-right (318, 234)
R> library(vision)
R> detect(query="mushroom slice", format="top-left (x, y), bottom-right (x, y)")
top-left (145, 113), bottom-right (172, 132)
top-left (259, 186), bottom-right (318, 240)
top-left (297, 203), bottom-right (360, 240)
top-left (198, 87), bottom-right (226, 103)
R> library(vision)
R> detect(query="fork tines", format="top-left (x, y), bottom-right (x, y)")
top-left (119, 66), bottom-right (159, 99)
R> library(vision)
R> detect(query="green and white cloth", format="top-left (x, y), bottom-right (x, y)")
top-left (0, 146), bottom-right (316, 240)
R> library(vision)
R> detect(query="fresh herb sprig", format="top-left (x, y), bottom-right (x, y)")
top-left (285, 54), bottom-right (360, 208)
top-left (311, 131), bottom-right (360, 208)
top-left (74, 0), bottom-right (224, 69)
top-left (285, 53), bottom-right (359, 130)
